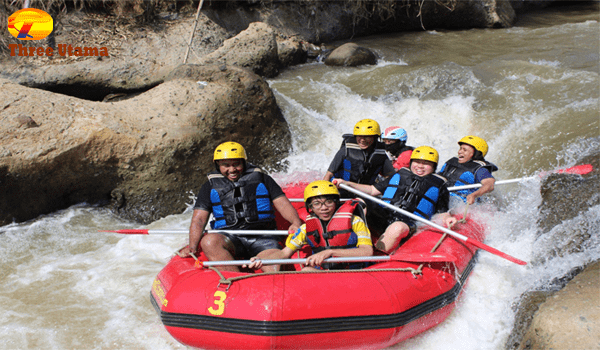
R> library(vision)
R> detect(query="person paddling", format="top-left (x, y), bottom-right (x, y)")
top-left (178, 142), bottom-right (302, 272)
top-left (333, 146), bottom-right (456, 254)
top-left (249, 180), bottom-right (373, 271)
top-left (438, 136), bottom-right (498, 205)
top-left (381, 126), bottom-right (414, 170)
top-left (323, 119), bottom-right (395, 197)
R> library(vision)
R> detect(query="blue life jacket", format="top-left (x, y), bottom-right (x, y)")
top-left (208, 165), bottom-right (275, 230)
top-left (333, 135), bottom-right (390, 184)
top-left (439, 157), bottom-right (498, 202)
top-left (380, 168), bottom-right (447, 220)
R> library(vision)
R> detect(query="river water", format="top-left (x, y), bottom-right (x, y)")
top-left (1, 4), bottom-right (598, 350)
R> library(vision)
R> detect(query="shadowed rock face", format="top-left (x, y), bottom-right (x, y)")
top-left (0, 65), bottom-right (291, 225)
top-left (507, 153), bottom-right (600, 349)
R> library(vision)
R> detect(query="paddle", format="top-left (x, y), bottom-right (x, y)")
top-left (448, 164), bottom-right (593, 191)
top-left (100, 229), bottom-right (289, 236)
top-left (198, 252), bottom-right (456, 267)
top-left (338, 183), bottom-right (527, 266)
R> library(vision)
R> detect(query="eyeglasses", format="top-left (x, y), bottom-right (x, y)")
top-left (310, 199), bottom-right (336, 209)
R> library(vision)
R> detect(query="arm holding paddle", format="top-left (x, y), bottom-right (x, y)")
top-left (178, 209), bottom-right (210, 258)
top-left (246, 246), bottom-right (295, 269)
top-left (308, 244), bottom-right (373, 267)
top-left (466, 177), bottom-right (495, 205)
top-left (331, 179), bottom-right (379, 196)
top-left (272, 195), bottom-right (303, 234)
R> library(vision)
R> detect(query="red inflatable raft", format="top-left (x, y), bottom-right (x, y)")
top-left (150, 184), bottom-right (486, 349)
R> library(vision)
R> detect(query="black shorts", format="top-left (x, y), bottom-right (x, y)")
top-left (367, 204), bottom-right (417, 234)
top-left (222, 234), bottom-right (285, 260)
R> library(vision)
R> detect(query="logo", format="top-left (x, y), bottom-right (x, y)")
top-left (6, 8), bottom-right (109, 58)
top-left (7, 8), bottom-right (53, 41)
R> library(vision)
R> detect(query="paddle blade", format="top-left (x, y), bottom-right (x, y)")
top-left (554, 164), bottom-right (593, 175)
top-left (99, 229), bottom-right (149, 235)
top-left (465, 237), bottom-right (527, 265)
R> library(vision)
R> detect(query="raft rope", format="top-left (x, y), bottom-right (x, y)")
top-left (208, 265), bottom-right (424, 289)
top-left (458, 203), bottom-right (469, 224)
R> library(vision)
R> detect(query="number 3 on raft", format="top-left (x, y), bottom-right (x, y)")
top-left (208, 291), bottom-right (227, 315)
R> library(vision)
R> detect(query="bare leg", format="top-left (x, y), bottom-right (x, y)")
top-left (375, 221), bottom-right (410, 254)
top-left (255, 248), bottom-right (282, 272)
top-left (301, 266), bottom-right (320, 272)
top-left (201, 233), bottom-right (239, 272)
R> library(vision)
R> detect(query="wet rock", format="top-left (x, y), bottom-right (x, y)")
top-left (277, 36), bottom-right (308, 68)
top-left (506, 290), bottom-right (555, 350)
top-left (324, 43), bottom-right (378, 67)
top-left (508, 152), bottom-right (600, 348)
top-left (518, 261), bottom-right (600, 350)
top-left (537, 153), bottom-right (600, 237)
top-left (197, 22), bottom-right (281, 78)
top-left (0, 65), bottom-right (291, 225)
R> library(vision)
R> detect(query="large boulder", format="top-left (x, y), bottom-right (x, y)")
top-left (518, 261), bottom-right (600, 350)
top-left (0, 65), bottom-right (291, 225)
top-left (198, 22), bottom-right (280, 78)
top-left (532, 154), bottom-right (600, 262)
top-left (538, 154), bottom-right (600, 232)
top-left (506, 154), bottom-right (600, 348)
top-left (324, 43), bottom-right (378, 67)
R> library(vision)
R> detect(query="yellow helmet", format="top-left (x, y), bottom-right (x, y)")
top-left (411, 146), bottom-right (439, 164)
top-left (213, 142), bottom-right (247, 161)
top-left (303, 180), bottom-right (340, 203)
top-left (458, 135), bottom-right (488, 157)
top-left (353, 119), bottom-right (381, 136)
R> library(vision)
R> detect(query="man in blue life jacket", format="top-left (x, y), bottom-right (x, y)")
top-left (439, 135), bottom-right (498, 205)
top-left (323, 119), bottom-right (395, 198)
top-left (333, 146), bottom-right (456, 254)
top-left (178, 142), bottom-right (302, 272)
top-left (249, 180), bottom-right (373, 271)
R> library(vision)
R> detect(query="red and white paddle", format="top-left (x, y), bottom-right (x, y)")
top-left (449, 164), bottom-right (593, 191)
top-left (99, 229), bottom-right (289, 235)
top-left (339, 183), bottom-right (527, 265)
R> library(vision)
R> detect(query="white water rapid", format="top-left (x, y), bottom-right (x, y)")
top-left (1, 4), bottom-right (598, 350)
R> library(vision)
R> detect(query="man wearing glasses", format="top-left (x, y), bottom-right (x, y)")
top-left (250, 180), bottom-right (373, 271)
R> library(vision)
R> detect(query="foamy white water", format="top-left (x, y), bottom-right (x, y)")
top-left (1, 5), bottom-right (598, 350)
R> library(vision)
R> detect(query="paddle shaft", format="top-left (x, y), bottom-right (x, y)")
top-left (101, 229), bottom-right (289, 236)
top-left (201, 256), bottom-right (393, 267)
top-left (449, 178), bottom-right (524, 191)
top-left (339, 183), bottom-right (527, 265)
top-left (199, 252), bottom-right (455, 266)
top-left (448, 164), bottom-right (593, 191)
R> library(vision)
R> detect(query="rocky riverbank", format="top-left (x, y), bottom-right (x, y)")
top-left (0, 0), bottom-right (549, 226)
